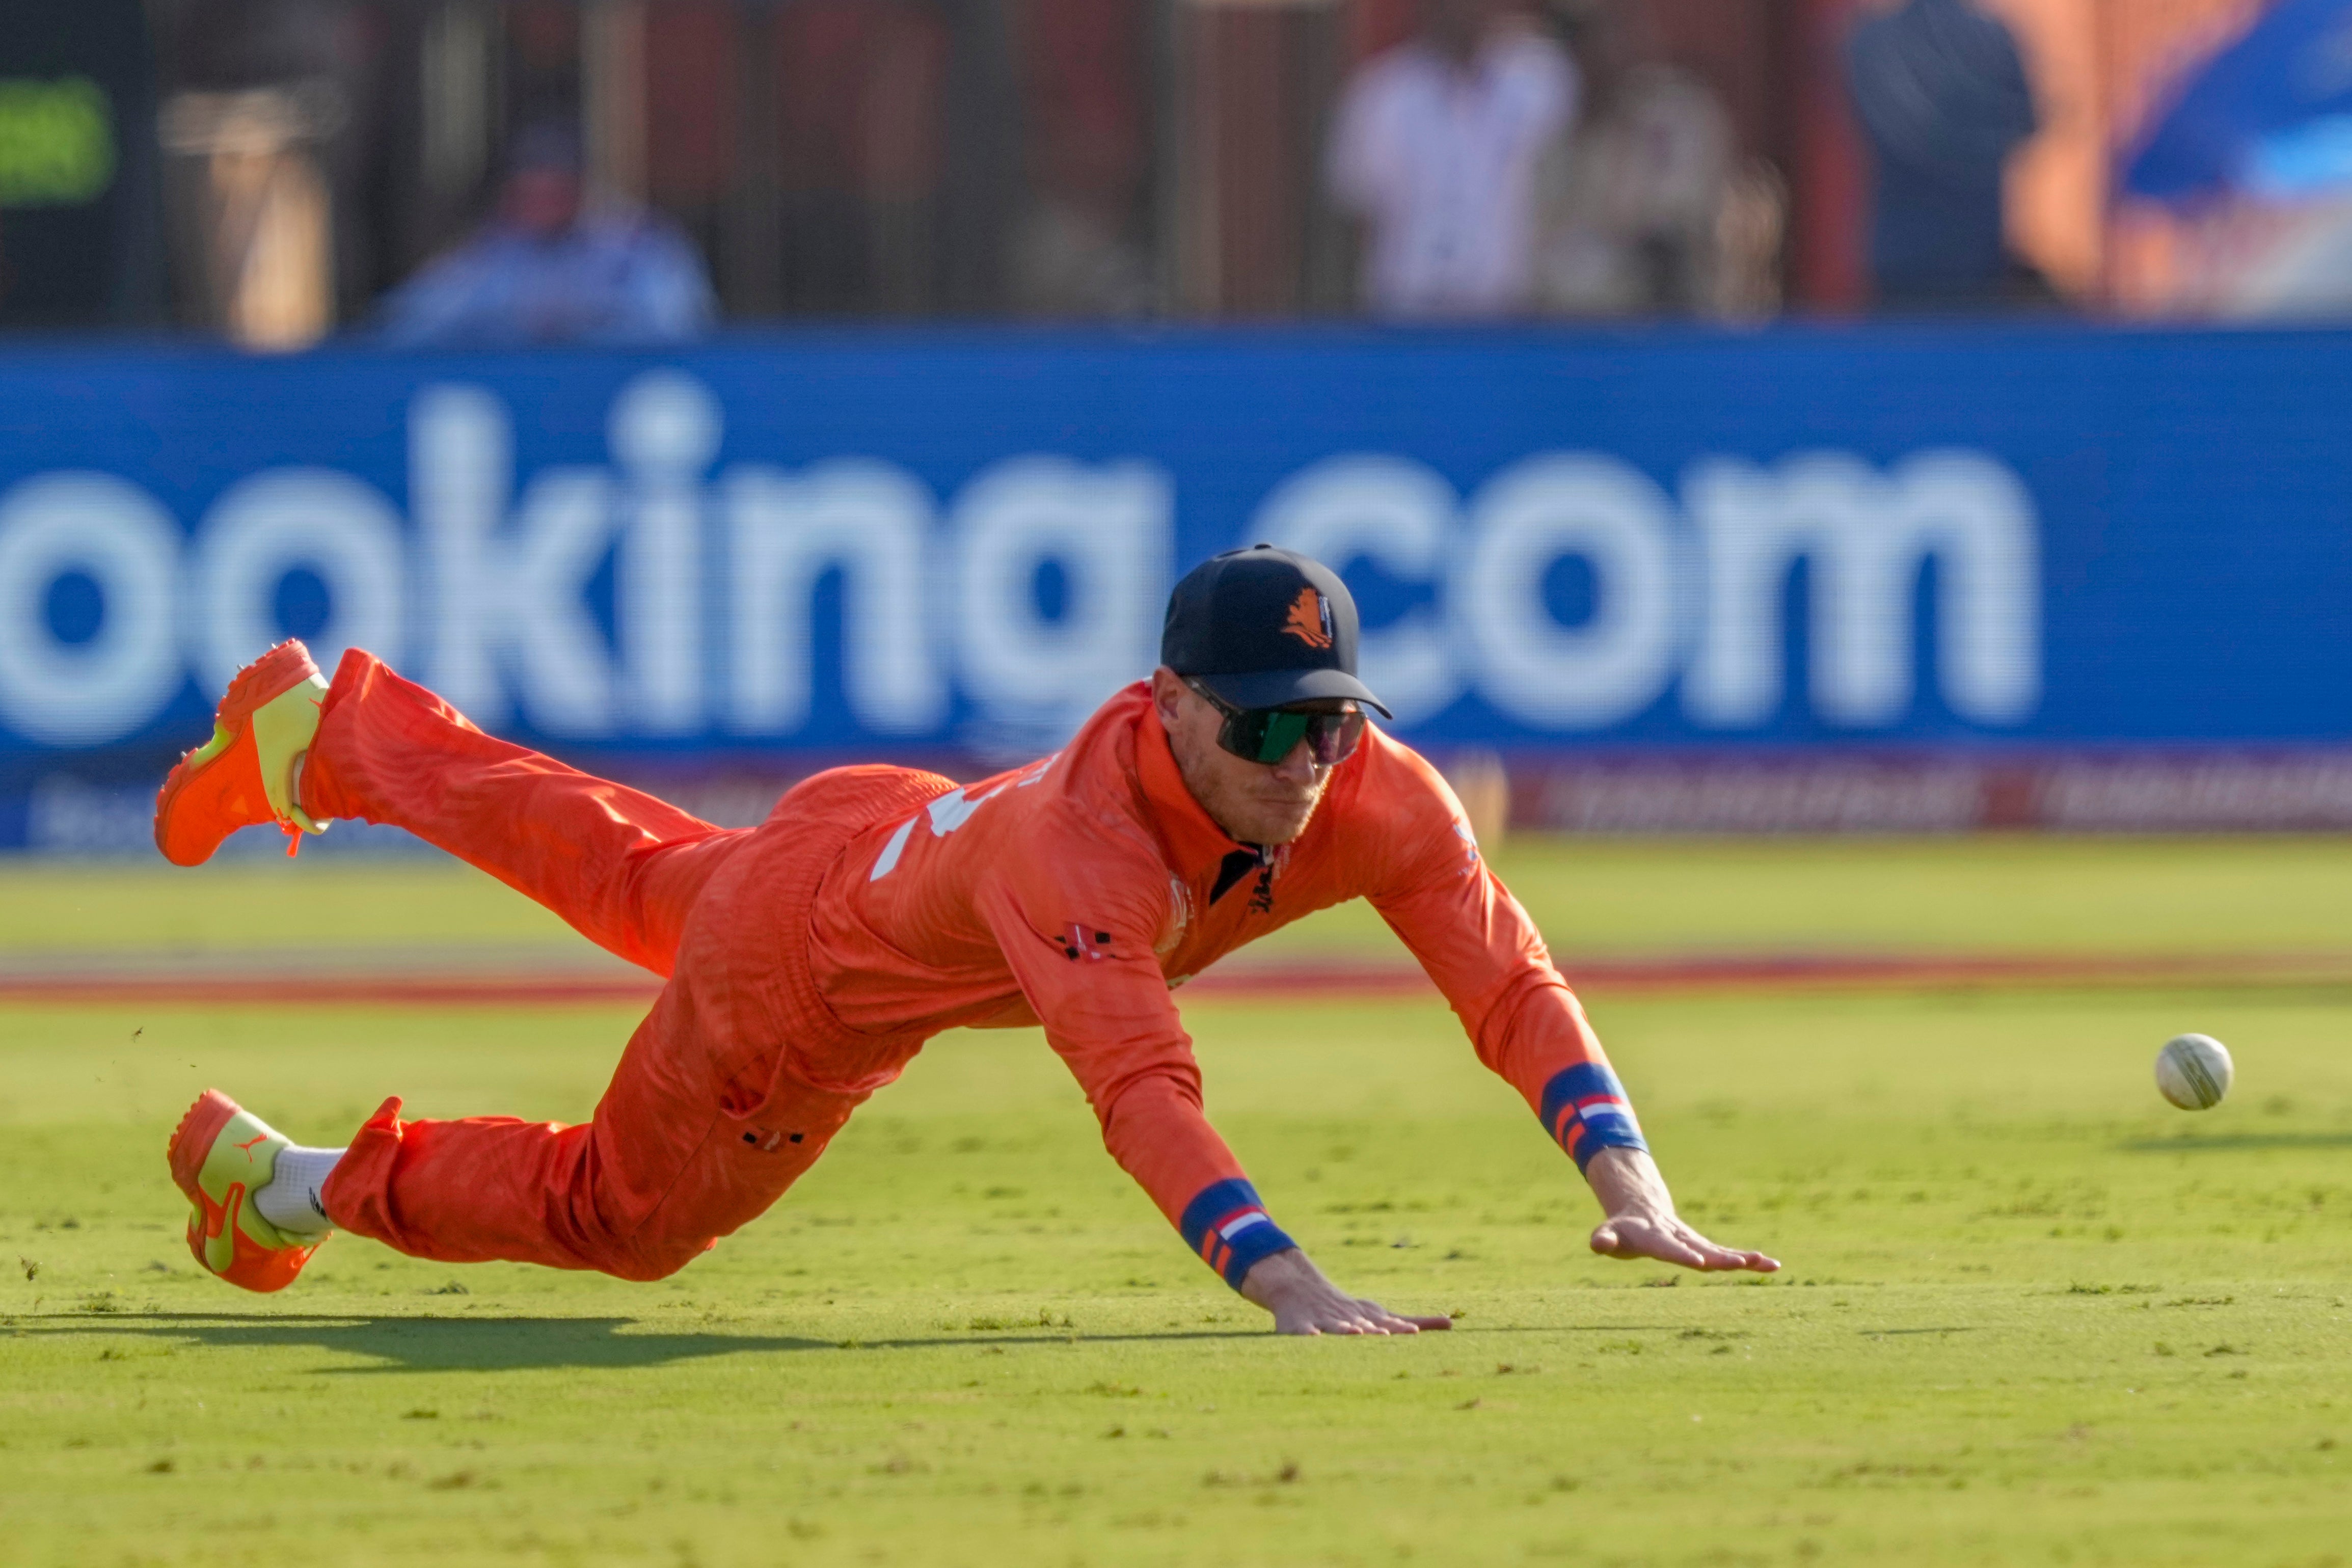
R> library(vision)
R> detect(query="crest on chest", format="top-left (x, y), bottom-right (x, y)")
top-left (1208, 843), bottom-right (1288, 917)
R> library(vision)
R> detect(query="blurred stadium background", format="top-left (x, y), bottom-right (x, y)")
top-left (4, 0), bottom-right (2352, 858)
top-left (17, 9), bottom-right (2352, 1562)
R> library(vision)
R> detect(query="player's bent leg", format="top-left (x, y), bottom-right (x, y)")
top-left (232, 756), bottom-right (935, 1285)
top-left (300, 647), bottom-right (743, 976)
top-left (316, 985), bottom-right (864, 1280)
top-left (603, 1064), bottom-right (866, 1280)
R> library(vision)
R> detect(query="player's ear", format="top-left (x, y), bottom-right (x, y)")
top-left (1150, 666), bottom-right (1189, 728)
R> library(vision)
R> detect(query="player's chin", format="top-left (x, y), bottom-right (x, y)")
top-left (1247, 798), bottom-right (1322, 843)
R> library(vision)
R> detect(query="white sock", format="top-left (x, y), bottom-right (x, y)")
top-left (254, 1145), bottom-right (343, 1236)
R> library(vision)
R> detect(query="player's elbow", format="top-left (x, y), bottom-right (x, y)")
top-left (1092, 1064), bottom-right (1205, 1138)
top-left (1472, 970), bottom-right (1591, 1071)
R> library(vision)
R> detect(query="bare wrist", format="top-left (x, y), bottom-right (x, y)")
top-left (1236, 1246), bottom-right (1310, 1307)
top-left (1584, 1143), bottom-right (1673, 1217)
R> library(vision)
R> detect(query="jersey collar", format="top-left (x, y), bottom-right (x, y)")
top-left (1135, 698), bottom-right (1247, 877)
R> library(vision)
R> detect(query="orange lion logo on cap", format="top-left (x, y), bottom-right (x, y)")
top-left (1282, 586), bottom-right (1334, 650)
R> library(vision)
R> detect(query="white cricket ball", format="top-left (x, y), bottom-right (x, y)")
top-left (2154, 1033), bottom-right (2233, 1111)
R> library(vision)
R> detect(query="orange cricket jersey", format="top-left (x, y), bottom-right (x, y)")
top-left (806, 682), bottom-right (1647, 1286)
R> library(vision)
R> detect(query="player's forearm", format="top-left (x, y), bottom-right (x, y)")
top-left (1531, 1057), bottom-right (1649, 1172)
top-left (1175, 1176), bottom-right (1297, 1287)
top-left (1091, 1073), bottom-right (1302, 1288)
top-left (1451, 970), bottom-right (1651, 1172)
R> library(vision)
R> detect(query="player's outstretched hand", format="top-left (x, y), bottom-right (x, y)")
top-left (1589, 1211), bottom-right (1778, 1272)
top-left (1239, 1248), bottom-right (1453, 1336)
top-left (1583, 1146), bottom-right (1780, 1275)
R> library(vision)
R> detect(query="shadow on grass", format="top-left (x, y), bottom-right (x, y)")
top-left (2118, 1132), bottom-right (2352, 1153)
top-left (23, 1313), bottom-right (1645, 1371)
top-left (19, 1312), bottom-right (1285, 1371)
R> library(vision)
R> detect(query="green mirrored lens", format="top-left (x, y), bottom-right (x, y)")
top-left (1196, 679), bottom-right (1366, 766)
top-left (1243, 709), bottom-right (1314, 763)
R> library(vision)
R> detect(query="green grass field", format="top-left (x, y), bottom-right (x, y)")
top-left (7, 837), bottom-right (2352, 1567)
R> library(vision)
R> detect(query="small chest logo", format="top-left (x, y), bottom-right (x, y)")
top-left (1282, 587), bottom-right (1334, 650)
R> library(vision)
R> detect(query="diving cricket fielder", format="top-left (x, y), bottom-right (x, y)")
top-left (156, 546), bottom-right (1777, 1334)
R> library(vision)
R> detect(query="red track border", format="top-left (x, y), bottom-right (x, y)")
top-left (5, 951), bottom-right (2349, 1007)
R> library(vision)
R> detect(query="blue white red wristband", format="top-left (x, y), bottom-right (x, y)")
top-left (1179, 1178), bottom-right (1296, 1289)
top-left (1538, 1062), bottom-right (1649, 1172)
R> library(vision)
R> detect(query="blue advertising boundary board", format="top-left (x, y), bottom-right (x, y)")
top-left (0, 321), bottom-right (2347, 846)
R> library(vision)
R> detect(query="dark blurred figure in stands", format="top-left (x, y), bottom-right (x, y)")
top-left (1010, 0), bottom-right (1154, 316)
top-left (378, 121), bottom-right (715, 347)
top-left (1847, 0), bottom-right (2045, 310)
top-left (1532, 0), bottom-right (1786, 320)
top-left (0, 1), bottom-right (165, 330)
top-left (152, 0), bottom-right (358, 348)
top-left (1326, 0), bottom-right (1579, 319)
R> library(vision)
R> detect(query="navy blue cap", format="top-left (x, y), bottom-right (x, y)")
top-left (1159, 546), bottom-right (1390, 717)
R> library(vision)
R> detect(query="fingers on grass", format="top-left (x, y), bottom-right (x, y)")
top-left (1661, 1225), bottom-right (1744, 1270)
top-left (1646, 1233), bottom-right (1712, 1269)
top-left (1611, 1220), bottom-right (1703, 1267)
top-left (1682, 1229), bottom-right (1779, 1272)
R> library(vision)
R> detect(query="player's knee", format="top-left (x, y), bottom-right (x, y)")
top-left (603, 1229), bottom-right (719, 1282)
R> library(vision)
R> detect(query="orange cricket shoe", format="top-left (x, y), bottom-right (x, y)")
top-left (153, 639), bottom-right (330, 866)
top-left (167, 1090), bottom-right (324, 1293)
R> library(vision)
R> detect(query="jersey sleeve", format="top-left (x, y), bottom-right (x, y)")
top-left (975, 828), bottom-right (1297, 1290)
top-left (1359, 744), bottom-right (1649, 1174)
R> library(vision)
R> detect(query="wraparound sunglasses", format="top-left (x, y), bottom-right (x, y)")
top-left (1186, 680), bottom-right (1367, 766)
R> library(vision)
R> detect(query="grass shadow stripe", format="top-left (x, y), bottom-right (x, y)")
top-left (2118, 1132), bottom-right (2352, 1153)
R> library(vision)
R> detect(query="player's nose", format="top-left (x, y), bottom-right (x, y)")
top-left (1268, 742), bottom-right (1320, 783)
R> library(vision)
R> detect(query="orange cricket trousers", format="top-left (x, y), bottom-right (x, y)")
top-left (303, 651), bottom-right (951, 1280)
